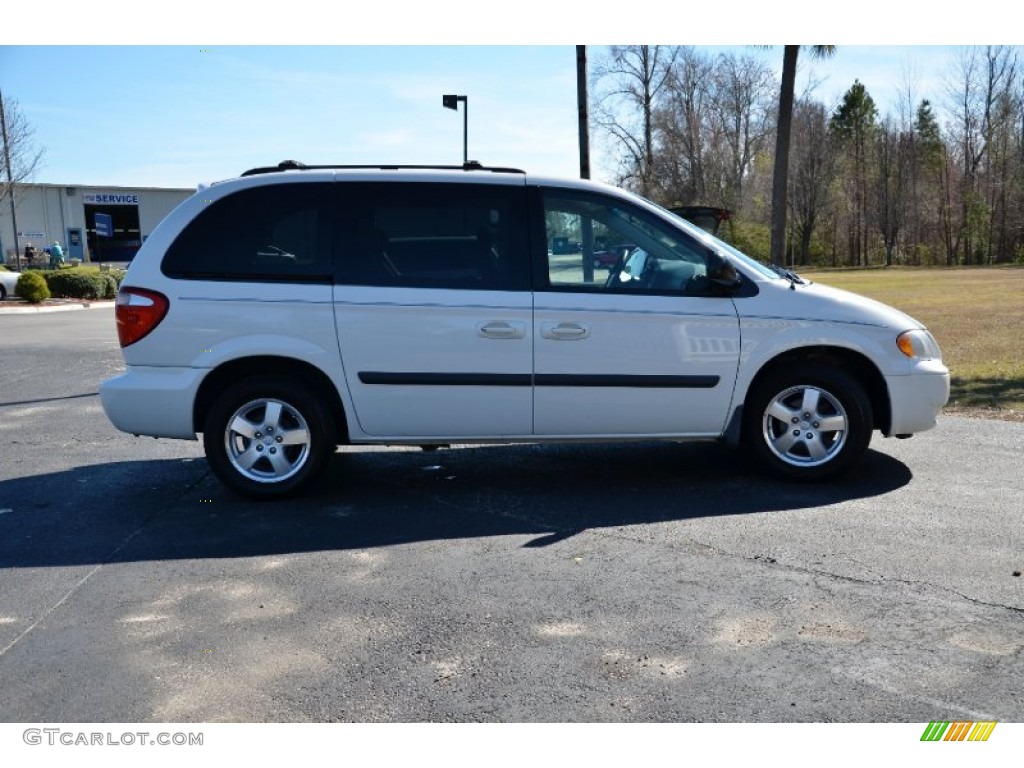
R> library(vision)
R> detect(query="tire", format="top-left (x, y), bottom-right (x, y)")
top-left (202, 376), bottom-right (334, 499)
top-left (743, 363), bottom-right (873, 481)
top-left (0, 285), bottom-right (6, 299)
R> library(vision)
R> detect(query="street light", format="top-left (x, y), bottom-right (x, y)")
top-left (442, 94), bottom-right (468, 165)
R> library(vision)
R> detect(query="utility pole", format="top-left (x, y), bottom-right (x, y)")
top-left (576, 45), bottom-right (591, 180)
top-left (0, 90), bottom-right (22, 271)
top-left (576, 47), bottom-right (594, 283)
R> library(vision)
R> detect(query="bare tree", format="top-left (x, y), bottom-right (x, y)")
top-left (651, 49), bottom-right (774, 213)
top-left (874, 118), bottom-right (911, 266)
top-left (946, 46), bottom-right (1018, 263)
top-left (655, 47), bottom-right (714, 205)
top-left (593, 45), bottom-right (678, 196)
top-left (586, 44), bottom-right (1024, 267)
top-left (709, 52), bottom-right (776, 211)
top-left (1, 91), bottom-right (45, 267)
top-left (0, 93), bottom-right (44, 206)
top-left (789, 100), bottom-right (835, 266)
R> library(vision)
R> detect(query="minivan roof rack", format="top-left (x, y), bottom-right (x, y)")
top-left (240, 160), bottom-right (526, 177)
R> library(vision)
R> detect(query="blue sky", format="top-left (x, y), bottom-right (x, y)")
top-left (0, 3), bottom-right (1006, 190)
top-left (1, 46), bottom-right (583, 187)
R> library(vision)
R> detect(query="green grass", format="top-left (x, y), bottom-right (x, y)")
top-left (800, 266), bottom-right (1024, 421)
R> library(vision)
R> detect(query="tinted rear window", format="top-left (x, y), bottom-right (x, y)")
top-left (162, 182), bottom-right (332, 282)
top-left (334, 182), bottom-right (529, 291)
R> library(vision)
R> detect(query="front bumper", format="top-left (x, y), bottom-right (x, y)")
top-left (884, 361), bottom-right (950, 436)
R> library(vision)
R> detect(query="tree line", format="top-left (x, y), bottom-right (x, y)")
top-left (593, 45), bottom-right (1024, 267)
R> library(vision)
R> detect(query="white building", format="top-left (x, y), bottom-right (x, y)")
top-left (1, 183), bottom-right (194, 266)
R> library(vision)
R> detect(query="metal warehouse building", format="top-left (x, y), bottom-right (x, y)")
top-left (1, 183), bottom-right (194, 267)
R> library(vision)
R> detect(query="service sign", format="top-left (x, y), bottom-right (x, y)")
top-left (82, 193), bottom-right (140, 205)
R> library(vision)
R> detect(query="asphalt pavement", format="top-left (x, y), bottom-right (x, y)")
top-left (0, 308), bottom-right (1021, 722)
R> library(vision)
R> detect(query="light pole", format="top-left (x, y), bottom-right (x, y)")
top-left (442, 94), bottom-right (468, 165)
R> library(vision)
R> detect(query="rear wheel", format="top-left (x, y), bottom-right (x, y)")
top-left (203, 376), bottom-right (334, 499)
top-left (743, 363), bottom-right (873, 481)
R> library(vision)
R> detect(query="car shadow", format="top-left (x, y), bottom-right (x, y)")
top-left (0, 441), bottom-right (912, 569)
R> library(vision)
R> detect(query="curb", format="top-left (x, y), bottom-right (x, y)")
top-left (0, 300), bottom-right (115, 315)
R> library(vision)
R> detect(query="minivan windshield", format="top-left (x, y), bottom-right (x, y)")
top-left (705, 235), bottom-right (785, 281)
top-left (586, 187), bottom-right (785, 284)
top-left (654, 204), bottom-right (783, 281)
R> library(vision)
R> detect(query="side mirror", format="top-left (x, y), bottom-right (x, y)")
top-left (708, 255), bottom-right (741, 291)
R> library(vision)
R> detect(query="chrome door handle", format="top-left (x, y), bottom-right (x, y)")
top-left (478, 321), bottom-right (526, 339)
top-left (542, 322), bottom-right (589, 340)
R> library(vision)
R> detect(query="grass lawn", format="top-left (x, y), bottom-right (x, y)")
top-left (800, 266), bottom-right (1024, 421)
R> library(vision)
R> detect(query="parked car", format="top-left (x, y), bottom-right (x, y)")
top-left (100, 161), bottom-right (949, 498)
top-left (0, 268), bottom-right (21, 299)
top-left (592, 244), bottom-right (634, 269)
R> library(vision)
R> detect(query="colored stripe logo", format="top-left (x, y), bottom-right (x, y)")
top-left (921, 721), bottom-right (997, 741)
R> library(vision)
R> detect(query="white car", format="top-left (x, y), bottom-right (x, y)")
top-left (0, 268), bottom-right (21, 299)
top-left (100, 162), bottom-right (950, 498)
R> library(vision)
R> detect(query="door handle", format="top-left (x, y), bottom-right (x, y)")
top-left (542, 322), bottom-right (590, 340)
top-left (478, 321), bottom-right (526, 339)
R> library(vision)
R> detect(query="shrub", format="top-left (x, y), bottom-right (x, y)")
top-left (99, 271), bottom-right (120, 298)
top-left (15, 271), bottom-right (51, 303)
top-left (45, 268), bottom-right (106, 299)
top-left (39, 266), bottom-right (126, 299)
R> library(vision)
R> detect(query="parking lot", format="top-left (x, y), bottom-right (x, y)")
top-left (0, 308), bottom-right (1021, 722)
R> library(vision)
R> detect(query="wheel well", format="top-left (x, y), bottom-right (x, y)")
top-left (744, 346), bottom-right (891, 435)
top-left (193, 356), bottom-right (348, 443)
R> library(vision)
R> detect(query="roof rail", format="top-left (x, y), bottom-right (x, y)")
top-left (240, 160), bottom-right (526, 177)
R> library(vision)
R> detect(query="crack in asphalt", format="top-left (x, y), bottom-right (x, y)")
top-left (452, 497), bottom-right (1024, 619)
top-left (0, 392), bottom-right (99, 409)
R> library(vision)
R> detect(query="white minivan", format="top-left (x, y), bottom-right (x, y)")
top-left (100, 162), bottom-right (950, 498)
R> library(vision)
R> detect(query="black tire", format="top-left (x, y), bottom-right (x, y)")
top-left (0, 284), bottom-right (6, 299)
top-left (202, 376), bottom-right (334, 499)
top-left (743, 363), bottom-right (873, 481)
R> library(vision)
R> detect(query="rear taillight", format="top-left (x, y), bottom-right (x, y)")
top-left (115, 287), bottom-right (169, 347)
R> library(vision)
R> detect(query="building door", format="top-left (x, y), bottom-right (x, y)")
top-left (66, 228), bottom-right (84, 260)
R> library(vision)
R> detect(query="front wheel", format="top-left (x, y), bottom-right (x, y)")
top-left (203, 376), bottom-right (334, 499)
top-left (743, 364), bottom-right (873, 481)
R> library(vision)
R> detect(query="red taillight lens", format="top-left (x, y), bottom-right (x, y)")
top-left (115, 287), bottom-right (169, 347)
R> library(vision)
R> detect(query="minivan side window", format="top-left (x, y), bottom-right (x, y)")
top-left (335, 182), bottom-right (529, 291)
top-left (541, 188), bottom-right (717, 295)
top-left (162, 182), bottom-right (332, 282)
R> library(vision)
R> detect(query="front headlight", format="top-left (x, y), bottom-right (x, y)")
top-left (896, 329), bottom-right (942, 361)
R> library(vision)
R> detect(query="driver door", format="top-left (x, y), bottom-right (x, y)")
top-left (532, 187), bottom-right (741, 437)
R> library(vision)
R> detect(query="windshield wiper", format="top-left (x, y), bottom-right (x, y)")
top-left (767, 263), bottom-right (809, 289)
